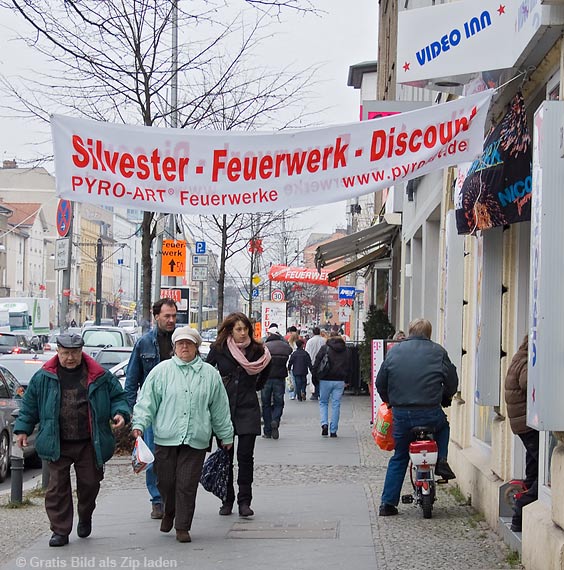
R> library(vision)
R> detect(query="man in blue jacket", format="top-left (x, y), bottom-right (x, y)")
top-left (125, 298), bottom-right (177, 519)
top-left (376, 318), bottom-right (458, 516)
top-left (14, 333), bottom-right (129, 547)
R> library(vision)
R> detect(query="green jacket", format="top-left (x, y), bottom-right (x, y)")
top-left (14, 353), bottom-right (131, 467)
top-left (132, 355), bottom-right (234, 449)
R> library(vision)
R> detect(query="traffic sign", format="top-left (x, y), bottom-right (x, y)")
top-left (252, 288), bottom-right (259, 298)
top-left (252, 273), bottom-right (262, 287)
top-left (55, 238), bottom-right (70, 270)
top-left (192, 254), bottom-right (209, 266)
top-left (338, 286), bottom-right (356, 299)
top-left (56, 199), bottom-right (72, 237)
top-left (195, 241), bottom-right (206, 254)
top-left (162, 240), bottom-right (186, 277)
top-left (192, 265), bottom-right (208, 281)
top-left (271, 289), bottom-right (285, 302)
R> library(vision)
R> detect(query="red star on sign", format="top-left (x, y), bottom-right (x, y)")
top-left (498, 4), bottom-right (505, 15)
top-left (248, 238), bottom-right (264, 254)
top-left (403, 61), bottom-right (410, 72)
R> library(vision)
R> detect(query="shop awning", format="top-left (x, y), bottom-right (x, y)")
top-left (315, 221), bottom-right (397, 271)
top-left (327, 245), bottom-right (391, 282)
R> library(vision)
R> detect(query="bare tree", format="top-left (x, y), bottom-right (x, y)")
top-left (196, 211), bottom-right (293, 321)
top-left (0, 0), bottom-right (320, 324)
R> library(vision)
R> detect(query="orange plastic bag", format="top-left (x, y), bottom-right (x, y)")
top-left (372, 403), bottom-right (395, 451)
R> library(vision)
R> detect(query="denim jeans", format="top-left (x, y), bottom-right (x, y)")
top-left (319, 380), bottom-right (345, 434)
top-left (144, 425), bottom-right (162, 505)
top-left (380, 406), bottom-right (450, 507)
top-left (293, 375), bottom-right (307, 400)
top-left (261, 378), bottom-right (286, 434)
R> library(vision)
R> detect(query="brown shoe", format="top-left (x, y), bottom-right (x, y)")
top-left (219, 502), bottom-right (233, 516)
top-left (160, 516), bottom-right (174, 533)
top-left (238, 504), bottom-right (254, 517)
top-left (176, 530), bottom-right (191, 543)
top-left (151, 503), bottom-right (164, 519)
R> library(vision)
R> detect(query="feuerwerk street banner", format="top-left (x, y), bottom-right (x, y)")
top-left (268, 264), bottom-right (336, 287)
top-left (51, 90), bottom-right (493, 215)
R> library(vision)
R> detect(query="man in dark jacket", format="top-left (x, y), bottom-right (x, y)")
top-left (14, 333), bottom-right (130, 547)
top-left (376, 318), bottom-right (458, 516)
top-left (288, 339), bottom-right (313, 401)
top-left (261, 324), bottom-right (292, 439)
top-left (313, 332), bottom-right (351, 438)
top-left (125, 298), bottom-right (177, 519)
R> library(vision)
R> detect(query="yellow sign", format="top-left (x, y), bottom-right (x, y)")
top-left (252, 273), bottom-right (262, 286)
top-left (162, 240), bottom-right (187, 277)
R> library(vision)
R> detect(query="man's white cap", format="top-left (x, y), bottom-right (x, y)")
top-left (172, 326), bottom-right (202, 347)
top-left (268, 324), bottom-right (279, 334)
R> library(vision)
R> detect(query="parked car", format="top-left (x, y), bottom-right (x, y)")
top-left (109, 358), bottom-right (130, 388)
top-left (0, 363), bottom-right (41, 481)
top-left (0, 332), bottom-right (33, 355)
top-left (0, 353), bottom-right (51, 386)
top-left (94, 346), bottom-right (134, 371)
top-left (81, 326), bottom-right (135, 359)
top-left (201, 328), bottom-right (218, 342)
top-left (109, 342), bottom-right (211, 389)
top-left (82, 318), bottom-right (114, 330)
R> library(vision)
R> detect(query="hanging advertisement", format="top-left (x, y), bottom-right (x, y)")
top-left (261, 301), bottom-right (287, 338)
top-left (51, 90), bottom-right (493, 215)
top-left (456, 92), bottom-right (532, 235)
top-left (268, 265), bottom-right (336, 287)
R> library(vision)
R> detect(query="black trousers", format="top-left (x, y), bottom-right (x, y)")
top-left (514, 429), bottom-right (540, 521)
top-left (46, 440), bottom-right (104, 536)
top-left (154, 444), bottom-right (206, 531)
top-left (224, 434), bottom-right (256, 506)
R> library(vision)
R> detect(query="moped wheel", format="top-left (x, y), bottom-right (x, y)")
top-left (422, 494), bottom-right (433, 519)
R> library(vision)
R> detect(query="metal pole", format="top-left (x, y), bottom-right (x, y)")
top-left (95, 238), bottom-right (103, 325)
top-left (10, 414), bottom-right (23, 504)
top-left (197, 281), bottom-right (203, 331)
top-left (60, 208), bottom-right (73, 331)
top-left (154, 3), bottom-right (180, 302)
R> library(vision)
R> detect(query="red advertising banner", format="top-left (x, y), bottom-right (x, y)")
top-left (268, 265), bottom-right (337, 287)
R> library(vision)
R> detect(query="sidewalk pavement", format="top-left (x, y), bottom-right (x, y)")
top-left (1, 394), bottom-right (517, 570)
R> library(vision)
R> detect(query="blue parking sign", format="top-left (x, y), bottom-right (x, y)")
top-left (196, 241), bottom-right (206, 254)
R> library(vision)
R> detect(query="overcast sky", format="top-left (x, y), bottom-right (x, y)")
top-left (0, 1), bottom-right (379, 239)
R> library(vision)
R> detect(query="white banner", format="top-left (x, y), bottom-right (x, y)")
top-left (261, 301), bottom-right (287, 338)
top-left (51, 90), bottom-right (493, 215)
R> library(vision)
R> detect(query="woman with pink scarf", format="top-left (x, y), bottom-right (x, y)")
top-left (207, 312), bottom-right (271, 517)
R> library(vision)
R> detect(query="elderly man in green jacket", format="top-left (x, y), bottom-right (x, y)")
top-left (132, 326), bottom-right (233, 544)
top-left (14, 333), bottom-right (130, 547)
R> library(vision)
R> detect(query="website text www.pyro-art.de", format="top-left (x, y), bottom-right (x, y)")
top-left (341, 138), bottom-right (468, 189)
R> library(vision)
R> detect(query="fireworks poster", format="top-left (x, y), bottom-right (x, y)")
top-left (455, 92), bottom-right (532, 235)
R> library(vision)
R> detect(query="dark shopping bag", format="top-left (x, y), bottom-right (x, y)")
top-left (199, 447), bottom-right (230, 501)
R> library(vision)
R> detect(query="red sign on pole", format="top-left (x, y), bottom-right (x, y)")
top-left (56, 199), bottom-right (72, 237)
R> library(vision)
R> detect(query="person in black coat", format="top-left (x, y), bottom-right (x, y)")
top-left (288, 339), bottom-right (313, 401)
top-left (313, 332), bottom-right (351, 438)
top-left (206, 312), bottom-right (271, 518)
top-left (261, 325), bottom-right (293, 439)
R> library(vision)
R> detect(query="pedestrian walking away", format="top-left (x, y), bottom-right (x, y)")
top-left (261, 324), bottom-right (292, 439)
top-left (504, 334), bottom-right (538, 533)
top-left (125, 298), bottom-right (177, 520)
top-left (288, 338), bottom-right (313, 402)
top-left (14, 333), bottom-right (130, 547)
top-left (207, 312), bottom-right (271, 518)
top-left (306, 328), bottom-right (327, 400)
top-left (313, 332), bottom-right (351, 438)
top-left (132, 326), bottom-right (234, 543)
top-left (376, 318), bottom-right (458, 517)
